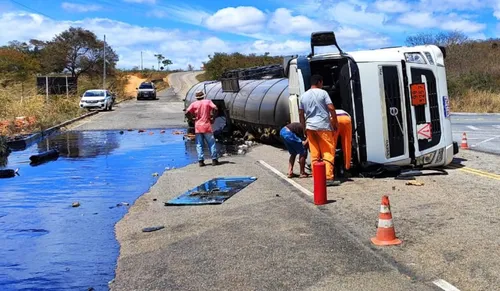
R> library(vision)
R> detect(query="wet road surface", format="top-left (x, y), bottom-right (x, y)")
top-left (0, 129), bottom-right (198, 290)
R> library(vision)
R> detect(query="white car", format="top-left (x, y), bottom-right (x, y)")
top-left (79, 90), bottom-right (115, 111)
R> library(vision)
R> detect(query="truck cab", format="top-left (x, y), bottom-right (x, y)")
top-left (285, 31), bottom-right (457, 169)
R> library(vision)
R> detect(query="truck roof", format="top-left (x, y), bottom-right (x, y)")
top-left (311, 44), bottom-right (445, 65)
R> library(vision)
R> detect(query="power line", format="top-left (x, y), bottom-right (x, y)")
top-left (9, 0), bottom-right (55, 19)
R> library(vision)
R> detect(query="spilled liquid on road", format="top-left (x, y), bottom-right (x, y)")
top-left (0, 129), bottom-right (207, 290)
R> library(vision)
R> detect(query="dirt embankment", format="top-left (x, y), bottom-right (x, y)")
top-left (124, 75), bottom-right (147, 98)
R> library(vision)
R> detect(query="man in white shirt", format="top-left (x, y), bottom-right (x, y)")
top-left (299, 74), bottom-right (340, 187)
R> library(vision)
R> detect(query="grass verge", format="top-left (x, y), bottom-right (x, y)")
top-left (0, 89), bottom-right (84, 137)
top-left (450, 89), bottom-right (500, 113)
top-left (196, 72), bottom-right (207, 82)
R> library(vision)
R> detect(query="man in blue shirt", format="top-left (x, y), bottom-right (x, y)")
top-left (299, 74), bottom-right (340, 186)
top-left (280, 122), bottom-right (309, 178)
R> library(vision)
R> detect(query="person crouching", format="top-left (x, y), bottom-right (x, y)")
top-left (185, 91), bottom-right (219, 166)
top-left (280, 122), bottom-right (309, 178)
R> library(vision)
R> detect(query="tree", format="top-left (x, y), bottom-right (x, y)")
top-left (0, 48), bottom-right (41, 94)
top-left (162, 59), bottom-right (172, 71)
top-left (40, 27), bottom-right (118, 81)
top-left (187, 64), bottom-right (194, 71)
top-left (154, 54), bottom-right (165, 71)
top-left (405, 31), bottom-right (469, 47)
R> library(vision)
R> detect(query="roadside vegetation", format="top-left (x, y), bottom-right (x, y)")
top-left (406, 31), bottom-right (500, 113)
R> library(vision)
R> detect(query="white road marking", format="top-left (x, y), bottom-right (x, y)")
top-left (467, 125), bottom-right (480, 130)
top-left (471, 135), bottom-right (500, 147)
top-left (258, 160), bottom-right (313, 197)
top-left (433, 279), bottom-right (461, 291)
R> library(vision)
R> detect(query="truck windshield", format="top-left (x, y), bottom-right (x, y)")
top-left (139, 84), bottom-right (153, 89)
top-left (84, 91), bottom-right (105, 97)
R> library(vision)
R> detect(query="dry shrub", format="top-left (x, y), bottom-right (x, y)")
top-left (0, 88), bottom-right (83, 136)
top-left (449, 89), bottom-right (500, 113)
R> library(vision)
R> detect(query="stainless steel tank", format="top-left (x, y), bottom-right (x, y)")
top-left (185, 78), bottom-right (290, 133)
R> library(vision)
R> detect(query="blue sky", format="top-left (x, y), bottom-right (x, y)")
top-left (0, 0), bottom-right (498, 69)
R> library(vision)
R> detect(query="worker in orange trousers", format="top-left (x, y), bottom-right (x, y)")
top-left (333, 109), bottom-right (352, 170)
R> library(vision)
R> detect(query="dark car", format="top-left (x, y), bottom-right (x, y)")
top-left (137, 82), bottom-right (157, 100)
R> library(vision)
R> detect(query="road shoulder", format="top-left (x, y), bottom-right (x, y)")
top-left (112, 147), bottom-right (431, 291)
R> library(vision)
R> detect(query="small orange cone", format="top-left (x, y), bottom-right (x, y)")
top-left (371, 195), bottom-right (402, 246)
top-left (461, 132), bottom-right (469, 149)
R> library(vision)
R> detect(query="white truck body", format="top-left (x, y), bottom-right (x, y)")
top-left (285, 32), bottom-right (456, 169)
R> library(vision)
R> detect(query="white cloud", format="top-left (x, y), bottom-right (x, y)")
top-left (373, 0), bottom-right (410, 13)
top-left (440, 18), bottom-right (486, 33)
top-left (204, 6), bottom-right (267, 34)
top-left (243, 39), bottom-right (310, 55)
top-left (268, 8), bottom-right (323, 37)
top-left (123, 0), bottom-right (156, 4)
top-left (398, 11), bottom-right (486, 33)
top-left (398, 12), bottom-right (438, 28)
top-left (153, 4), bottom-right (211, 26)
top-left (417, 0), bottom-right (485, 12)
top-left (61, 2), bottom-right (102, 12)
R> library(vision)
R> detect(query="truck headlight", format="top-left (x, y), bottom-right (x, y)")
top-left (404, 52), bottom-right (427, 64)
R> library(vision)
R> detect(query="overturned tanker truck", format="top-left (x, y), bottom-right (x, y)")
top-left (184, 31), bottom-right (459, 170)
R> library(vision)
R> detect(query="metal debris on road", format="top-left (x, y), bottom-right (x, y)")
top-left (72, 202), bottom-right (80, 207)
top-left (406, 181), bottom-right (425, 186)
top-left (0, 168), bottom-right (19, 178)
top-left (142, 226), bottom-right (165, 233)
top-left (152, 172), bottom-right (159, 177)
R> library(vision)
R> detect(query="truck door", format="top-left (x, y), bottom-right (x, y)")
top-left (287, 56), bottom-right (311, 123)
top-left (403, 53), bottom-right (443, 162)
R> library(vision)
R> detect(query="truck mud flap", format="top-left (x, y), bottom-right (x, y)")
top-left (453, 142), bottom-right (459, 155)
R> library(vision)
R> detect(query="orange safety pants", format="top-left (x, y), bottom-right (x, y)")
top-left (333, 115), bottom-right (352, 170)
top-left (306, 129), bottom-right (337, 180)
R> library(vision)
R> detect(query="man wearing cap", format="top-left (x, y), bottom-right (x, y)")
top-left (185, 91), bottom-right (219, 166)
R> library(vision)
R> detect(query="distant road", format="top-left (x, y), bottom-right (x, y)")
top-left (451, 113), bottom-right (500, 155)
top-left (166, 70), bottom-right (204, 100)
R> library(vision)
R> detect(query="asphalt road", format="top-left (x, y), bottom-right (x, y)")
top-left (167, 70), bottom-right (204, 99)
top-left (451, 113), bottom-right (500, 154)
top-left (68, 72), bottom-right (204, 131)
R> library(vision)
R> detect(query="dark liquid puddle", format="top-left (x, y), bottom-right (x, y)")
top-left (0, 129), bottom-right (233, 290)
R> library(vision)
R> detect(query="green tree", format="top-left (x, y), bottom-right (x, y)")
top-left (162, 59), bottom-right (172, 71)
top-left (203, 52), bottom-right (282, 80)
top-left (0, 48), bottom-right (41, 94)
top-left (40, 27), bottom-right (118, 81)
top-left (154, 54), bottom-right (165, 71)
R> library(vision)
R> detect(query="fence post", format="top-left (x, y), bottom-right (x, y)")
top-left (45, 76), bottom-right (49, 102)
top-left (66, 76), bottom-right (69, 98)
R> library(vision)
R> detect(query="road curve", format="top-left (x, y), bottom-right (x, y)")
top-left (451, 113), bottom-right (500, 155)
top-left (167, 70), bottom-right (204, 100)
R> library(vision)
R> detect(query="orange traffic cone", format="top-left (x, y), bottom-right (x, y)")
top-left (461, 132), bottom-right (469, 149)
top-left (371, 195), bottom-right (402, 246)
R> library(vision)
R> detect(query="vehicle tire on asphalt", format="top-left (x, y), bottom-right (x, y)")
top-left (109, 103), bottom-right (113, 111)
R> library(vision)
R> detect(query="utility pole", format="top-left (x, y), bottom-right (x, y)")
top-left (103, 34), bottom-right (106, 89)
top-left (141, 51), bottom-right (143, 70)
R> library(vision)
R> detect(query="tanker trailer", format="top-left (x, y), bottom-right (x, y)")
top-left (184, 64), bottom-right (290, 143)
top-left (184, 31), bottom-right (459, 170)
